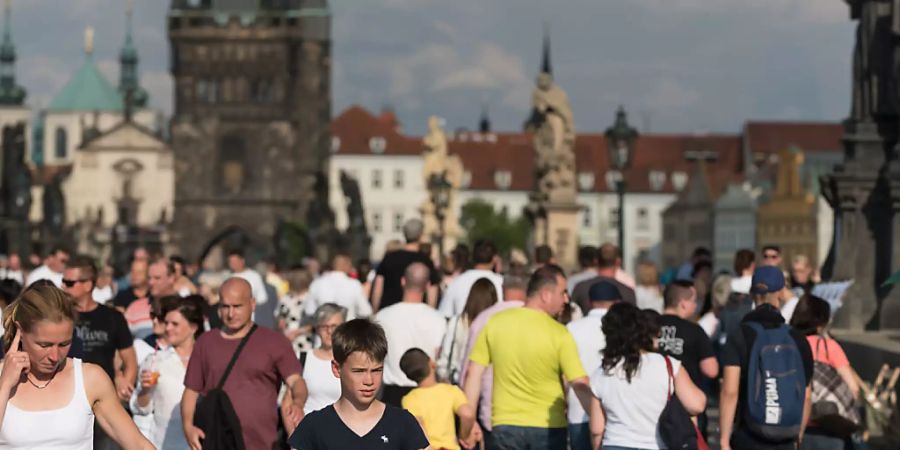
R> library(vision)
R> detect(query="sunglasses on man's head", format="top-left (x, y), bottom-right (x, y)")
top-left (61, 278), bottom-right (89, 288)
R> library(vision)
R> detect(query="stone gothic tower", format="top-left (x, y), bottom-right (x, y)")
top-left (168, 0), bottom-right (332, 261)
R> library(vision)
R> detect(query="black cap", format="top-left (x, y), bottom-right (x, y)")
top-left (589, 280), bottom-right (622, 302)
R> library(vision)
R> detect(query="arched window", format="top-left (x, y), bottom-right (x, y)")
top-left (54, 127), bottom-right (67, 159)
top-left (220, 134), bottom-right (247, 194)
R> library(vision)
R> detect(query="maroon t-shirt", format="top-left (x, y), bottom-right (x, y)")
top-left (185, 327), bottom-right (301, 450)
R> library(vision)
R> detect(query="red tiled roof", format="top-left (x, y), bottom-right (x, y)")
top-left (331, 107), bottom-right (839, 196)
top-left (744, 121), bottom-right (843, 154)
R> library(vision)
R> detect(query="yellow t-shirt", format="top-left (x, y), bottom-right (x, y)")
top-left (469, 307), bottom-right (586, 428)
top-left (402, 383), bottom-right (468, 450)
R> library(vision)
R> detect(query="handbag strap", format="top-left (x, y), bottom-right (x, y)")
top-left (815, 334), bottom-right (830, 362)
top-left (664, 355), bottom-right (675, 400)
top-left (446, 316), bottom-right (461, 371)
top-left (216, 324), bottom-right (258, 390)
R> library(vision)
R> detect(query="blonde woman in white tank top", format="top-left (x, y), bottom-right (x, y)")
top-left (0, 283), bottom-right (153, 450)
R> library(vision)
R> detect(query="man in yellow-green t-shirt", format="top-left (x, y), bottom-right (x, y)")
top-left (463, 265), bottom-right (594, 450)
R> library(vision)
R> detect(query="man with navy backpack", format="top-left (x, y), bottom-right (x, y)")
top-left (719, 266), bottom-right (814, 450)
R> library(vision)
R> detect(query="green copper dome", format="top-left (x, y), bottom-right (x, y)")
top-left (47, 57), bottom-right (124, 112)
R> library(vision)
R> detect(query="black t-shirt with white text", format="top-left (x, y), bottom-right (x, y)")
top-left (74, 304), bottom-right (133, 379)
top-left (375, 250), bottom-right (440, 309)
top-left (657, 314), bottom-right (716, 385)
top-left (288, 404), bottom-right (429, 450)
top-left (112, 287), bottom-right (141, 309)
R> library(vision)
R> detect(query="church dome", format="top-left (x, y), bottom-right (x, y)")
top-left (47, 57), bottom-right (124, 112)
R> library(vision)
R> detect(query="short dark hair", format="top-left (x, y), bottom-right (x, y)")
top-left (789, 294), bottom-right (831, 336)
top-left (160, 295), bottom-right (207, 340)
top-left (597, 243), bottom-right (619, 269)
top-left (534, 245), bottom-right (554, 264)
top-left (227, 249), bottom-right (245, 259)
top-left (663, 280), bottom-right (695, 309)
top-left (762, 245), bottom-right (781, 255)
top-left (692, 247), bottom-right (712, 260)
top-left (48, 245), bottom-right (69, 257)
top-left (472, 240), bottom-right (497, 265)
top-left (733, 249), bottom-right (756, 275)
top-left (526, 264), bottom-right (565, 297)
top-left (578, 246), bottom-right (597, 268)
top-left (67, 255), bottom-right (97, 283)
top-left (399, 348), bottom-right (431, 383)
top-left (332, 318), bottom-right (388, 366)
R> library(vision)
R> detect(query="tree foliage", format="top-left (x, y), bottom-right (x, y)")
top-left (459, 198), bottom-right (529, 257)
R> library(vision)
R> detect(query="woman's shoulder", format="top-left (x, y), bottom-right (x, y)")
top-left (80, 360), bottom-right (109, 381)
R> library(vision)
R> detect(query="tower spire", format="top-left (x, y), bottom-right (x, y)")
top-left (0, 0), bottom-right (25, 105)
top-left (540, 22), bottom-right (552, 76)
top-left (479, 103), bottom-right (491, 133)
top-left (119, 0), bottom-right (147, 110)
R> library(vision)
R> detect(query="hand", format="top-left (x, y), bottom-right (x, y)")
top-left (139, 370), bottom-right (156, 391)
top-left (459, 422), bottom-right (482, 449)
top-left (281, 401), bottom-right (304, 433)
top-left (114, 375), bottom-right (134, 401)
top-left (185, 424), bottom-right (205, 450)
top-left (0, 329), bottom-right (28, 392)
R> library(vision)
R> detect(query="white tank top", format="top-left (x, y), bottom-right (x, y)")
top-left (301, 351), bottom-right (341, 414)
top-left (0, 358), bottom-right (94, 449)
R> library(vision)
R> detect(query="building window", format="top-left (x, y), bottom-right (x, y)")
top-left (609, 207), bottom-right (620, 229)
top-left (219, 134), bottom-right (247, 194)
top-left (252, 78), bottom-right (274, 103)
top-left (54, 127), bottom-right (67, 159)
top-left (393, 212), bottom-right (404, 232)
top-left (372, 212), bottom-right (382, 232)
top-left (196, 79), bottom-right (218, 103)
top-left (672, 171), bottom-right (688, 191)
top-left (636, 207), bottom-right (649, 230)
top-left (494, 170), bottom-right (512, 190)
top-left (582, 205), bottom-right (592, 227)
top-left (371, 169), bottom-right (382, 189)
top-left (369, 136), bottom-right (387, 153)
top-left (649, 171), bottom-right (666, 191)
top-left (578, 172), bottom-right (595, 191)
top-left (393, 170), bottom-right (404, 189)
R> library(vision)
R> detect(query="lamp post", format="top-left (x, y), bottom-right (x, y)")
top-left (428, 171), bottom-right (452, 259)
top-left (605, 106), bottom-right (639, 257)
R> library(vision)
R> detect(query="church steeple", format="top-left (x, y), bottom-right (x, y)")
top-left (0, 0), bottom-right (25, 105)
top-left (119, 0), bottom-right (148, 111)
top-left (479, 104), bottom-right (491, 133)
top-left (540, 22), bottom-right (552, 76)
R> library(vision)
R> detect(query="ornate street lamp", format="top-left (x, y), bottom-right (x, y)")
top-left (604, 106), bottom-right (639, 256)
top-left (428, 171), bottom-right (452, 259)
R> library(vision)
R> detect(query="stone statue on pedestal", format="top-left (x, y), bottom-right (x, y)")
top-left (340, 170), bottom-right (371, 263)
top-left (421, 116), bottom-right (463, 253)
top-left (0, 124), bottom-right (31, 255)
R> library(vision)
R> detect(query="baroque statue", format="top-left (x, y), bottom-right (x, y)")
top-left (340, 170), bottom-right (371, 262)
top-left (525, 65), bottom-right (577, 205)
top-left (421, 116), bottom-right (463, 250)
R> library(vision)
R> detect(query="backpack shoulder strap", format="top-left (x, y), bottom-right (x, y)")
top-left (299, 350), bottom-right (308, 368)
top-left (216, 324), bottom-right (258, 390)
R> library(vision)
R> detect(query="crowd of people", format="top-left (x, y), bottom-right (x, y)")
top-left (0, 217), bottom-right (862, 450)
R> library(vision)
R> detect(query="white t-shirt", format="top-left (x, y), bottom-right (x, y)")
top-left (301, 351), bottom-right (341, 415)
top-left (438, 269), bottom-right (503, 318)
top-left (781, 295), bottom-right (799, 323)
top-left (591, 353), bottom-right (682, 450)
top-left (566, 308), bottom-right (608, 424)
top-left (0, 269), bottom-right (23, 285)
top-left (375, 302), bottom-right (447, 386)
top-left (24, 265), bottom-right (63, 288)
top-left (303, 271), bottom-right (372, 319)
top-left (231, 269), bottom-right (269, 304)
top-left (731, 275), bottom-right (753, 295)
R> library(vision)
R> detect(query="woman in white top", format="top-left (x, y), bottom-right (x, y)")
top-left (589, 302), bottom-right (706, 450)
top-left (436, 277), bottom-right (497, 384)
top-left (635, 262), bottom-right (664, 313)
top-left (134, 295), bottom-right (206, 449)
top-left (286, 303), bottom-right (346, 415)
top-left (0, 284), bottom-right (153, 449)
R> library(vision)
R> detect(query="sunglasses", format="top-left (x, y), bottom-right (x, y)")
top-left (763, 254), bottom-right (779, 259)
top-left (61, 278), bottom-right (89, 288)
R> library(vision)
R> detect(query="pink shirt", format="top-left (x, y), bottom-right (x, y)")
top-left (460, 299), bottom-right (524, 430)
top-left (807, 335), bottom-right (849, 368)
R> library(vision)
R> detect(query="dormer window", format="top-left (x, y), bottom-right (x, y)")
top-left (369, 136), bottom-right (386, 154)
top-left (578, 172), bottom-right (595, 191)
top-left (649, 170), bottom-right (666, 191)
top-left (494, 170), bottom-right (512, 190)
top-left (331, 136), bottom-right (341, 153)
top-left (461, 170), bottom-right (472, 188)
top-left (605, 170), bottom-right (623, 190)
top-left (672, 171), bottom-right (688, 191)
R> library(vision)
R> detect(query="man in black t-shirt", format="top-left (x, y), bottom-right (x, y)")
top-left (112, 258), bottom-right (149, 311)
top-left (719, 267), bottom-right (813, 450)
top-left (371, 219), bottom-right (439, 311)
top-left (658, 280), bottom-right (718, 385)
top-left (289, 319), bottom-right (429, 450)
top-left (64, 256), bottom-right (137, 450)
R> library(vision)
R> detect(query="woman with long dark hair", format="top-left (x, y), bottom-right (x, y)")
top-left (437, 277), bottom-right (497, 384)
top-left (0, 284), bottom-right (153, 449)
top-left (588, 302), bottom-right (706, 450)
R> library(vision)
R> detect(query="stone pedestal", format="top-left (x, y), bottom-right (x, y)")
top-left (880, 156), bottom-right (900, 329)
top-left (545, 202), bottom-right (580, 272)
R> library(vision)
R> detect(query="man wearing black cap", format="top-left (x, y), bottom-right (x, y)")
top-left (719, 266), bottom-right (814, 450)
top-left (565, 281), bottom-right (622, 450)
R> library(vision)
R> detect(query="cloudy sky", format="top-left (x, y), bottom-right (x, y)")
top-left (13, 0), bottom-right (854, 135)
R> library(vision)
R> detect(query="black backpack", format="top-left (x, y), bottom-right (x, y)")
top-left (194, 325), bottom-right (257, 450)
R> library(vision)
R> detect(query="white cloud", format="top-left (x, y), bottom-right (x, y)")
top-left (631, 0), bottom-right (847, 24)
top-left (641, 77), bottom-right (700, 111)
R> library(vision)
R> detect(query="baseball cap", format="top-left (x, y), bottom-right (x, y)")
top-left (750, 266), bottom-right (785, 294)
top-left (589, 280), bottom-right (622, 302)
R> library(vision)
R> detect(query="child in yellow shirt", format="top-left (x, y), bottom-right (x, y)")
top-left (400, 348), bottom-right (480, 450)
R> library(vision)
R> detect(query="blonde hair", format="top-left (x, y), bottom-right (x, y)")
top-left (2, 284), bottom-right (77, 352)
top-left (636, 261), bottom-right (659, 287)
